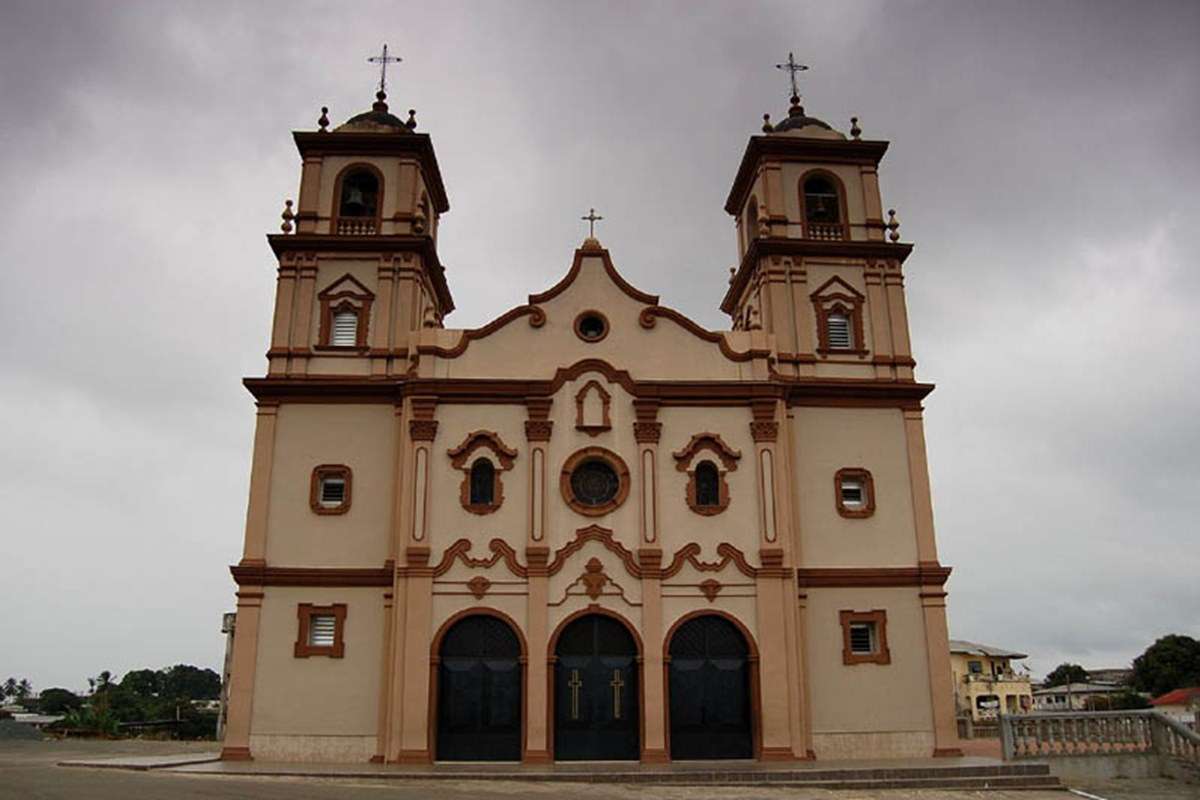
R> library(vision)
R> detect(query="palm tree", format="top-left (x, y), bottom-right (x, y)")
top-left (15, 679), bottom-right (32, 700)
top-left (1, 677), bottom-right (16, 701)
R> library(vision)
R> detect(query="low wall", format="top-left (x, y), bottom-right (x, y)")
top-left (1041, 753), bottom-right (1161, 783)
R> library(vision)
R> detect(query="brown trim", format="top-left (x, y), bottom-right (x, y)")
top-left (834, 467), bottom-right (875, 518)
top-left (724, 135), bottom-right (890, 215)
top-left (294, 602), bottom-right (347, 658)
top-left (933, 746), bottom-right (966, 757)
top-left (811, 276), bottom-right (868, 357)
top-left (428, 608), bottom-right (528, 763)
top-left (798, 168), bottom-right (851, 241)
top-left (447, 430), bottom-right (518, 515)
top-left (231, 562), bottom-right (393, 587)
top-left (721, 237), bottom-right (912, 315)
top-left (431, 538), bottom-right (528, 579)
top-left (316, 274), bottom-right (375, 351)
top-left (672, 433), bottom-right (742, 472)
top-left (572, 309), bottom-right (610, 343)
top-left (638, 307), bottom-right (769, 363)
top-left (309, 464), bottom-right (352, 515)
top-left (292, 129), bottom-right (449, 213)
top-left (546, 606), bottom-right (645, 761)
top-left (839, 609), bottom-right (890, 666)
top-left (573, 380), bottom-right (612, 436)
top-left (417, 305), bottom-right (545, 359)
top-left (662, 610), bottom-right (762, 761)
top-left (661, 542), bottom-right (759, 579)
top-left (219, 746), bottom-right (252, 761)
top-left (560, 447), bottom-right (631, 517)
top-left (528, 246), bottom-right (658, 306)
top-left (330, 162), bottom-right (384, 236)
top-left (684, 460), bottom-right (731, 516)
top-left (796, 564), bottom-right (951, 588)
top-left (547, 524), bottom-right (641, 578)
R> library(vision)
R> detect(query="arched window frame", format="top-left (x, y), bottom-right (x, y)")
top-left (810, 276), bottom-right (868, 358)
top-left (799, 169), bottom-right (850, 241)
top-left (331, 162), bottom-right (385, 235)
top-left (672, 433), bottom-right (742, 516)
top-left (316, 274), bottom-right (374, 351)
top-left (447, 430), bottom-right (518, 515)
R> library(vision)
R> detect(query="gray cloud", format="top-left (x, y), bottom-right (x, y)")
top-left (1, 0), bottom-right (1197, 689)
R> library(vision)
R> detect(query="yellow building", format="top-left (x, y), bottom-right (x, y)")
top-left (949, 640), bottom-right (1032, 721)
top-left (220, 70), bottom-right (963, 764)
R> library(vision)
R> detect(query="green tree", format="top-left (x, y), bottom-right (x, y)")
top-left (88, 670), bottom-right (114, 695)
top-left (1044, 663), bottom-right (1089, 687)
top-left (159, 665), bottom-right (220, 700)
top-left (120, 669), bottom-right (161, 697)
top-left (15, 679), bottom-right (32, 700)
top-left (1131, 635), bottom-right (1200, 697)
top-left (1, 677), bottom-right (16, 700)
top-left (37, 688), bottom-right (83, 715)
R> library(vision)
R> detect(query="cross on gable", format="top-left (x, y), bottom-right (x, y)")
top-left (581, 208), bottom-right (604, 238)
top-left (774, 51), bottom-right (809, 100)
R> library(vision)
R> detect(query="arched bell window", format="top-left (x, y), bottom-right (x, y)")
top-left (469, 458), bottom-right (495, 506)
top-left (334, 166), bottom-right (382, 235)
top-left (802, 174), bottom-right (845, 240)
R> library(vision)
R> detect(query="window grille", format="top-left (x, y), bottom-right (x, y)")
top-left (826, 312), bottom-right (852, 349)
top-left (309, 615), bottom-right (337, 647)
top-left (320, 477), bottom-right (346, 507)
top-left (332, 310), bottom-right (359, 346)
top-left (849, 622), bottom-right (875, 655)
top-left (840, 479), bottom-right (864, 508)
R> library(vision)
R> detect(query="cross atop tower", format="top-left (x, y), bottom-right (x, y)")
top-left (368, 44), bottom-right (403, 94)
top-left (774, 51), bottom-right (809, 101)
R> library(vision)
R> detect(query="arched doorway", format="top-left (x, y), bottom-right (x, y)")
top-left (435, 613), bottom-right (522, 761)
top-left (553, 613), bottom-right (639, 760)
top-left (667, 614), bottom-right (754, 759)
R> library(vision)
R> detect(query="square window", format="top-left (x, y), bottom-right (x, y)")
top-left (835, 468), bottom-right (875, 518)
top-left (308, 615), bottom-right (337, 647)
top-left (294, 603), bottom-right (346, 658)
top-left (968, 660), bottom-right (983, 674)
top-left (849, 622), bottom-right (875, 654)
top-left (310, 465), bottom-right (352, 515)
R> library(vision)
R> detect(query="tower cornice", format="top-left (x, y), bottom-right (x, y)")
top-left (720, 237), bottom-right (913, 314)
top-left (725, 135), bottom-right (890, 215)
top-left (292, 130), bottom-right (449, 213)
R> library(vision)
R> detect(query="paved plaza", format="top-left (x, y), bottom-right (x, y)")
top-left (0, 740), bottom-right (1193, 800)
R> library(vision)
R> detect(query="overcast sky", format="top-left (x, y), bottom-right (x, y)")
top-left (2, 0), bottom-right (1197, 692)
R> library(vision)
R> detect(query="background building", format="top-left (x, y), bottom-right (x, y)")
top-left (948, 640), bottom-right (1031, 721)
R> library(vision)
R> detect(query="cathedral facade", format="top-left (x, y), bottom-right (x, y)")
top-left (221, 81), bottom-right (961, 764)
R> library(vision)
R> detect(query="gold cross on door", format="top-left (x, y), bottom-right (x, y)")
top-left (610, 669), bottom-right (625, 719)
top-left (568, 669), bottom-right (583, 720)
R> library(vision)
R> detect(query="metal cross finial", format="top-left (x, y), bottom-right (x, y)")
top-left (367, 44), bottom-right (403, 94)
top-left (774, 51), bottom-right (809, 100)
top-left (581, 207), bottom-right (604, 238)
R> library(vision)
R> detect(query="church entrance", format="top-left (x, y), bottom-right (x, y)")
top-left (667, 614), bottom-right (753, 760)
top-left (553, 613), bottom-right (639, 760)
top-left (435, 614), bottom-right (522, 761)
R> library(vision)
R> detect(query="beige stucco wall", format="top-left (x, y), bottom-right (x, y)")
top-left (250, 586), bottom-right (385, 758)
top-left (265, 404), bottom-right (394, 567)
top-left (791, 407), bottom-right (919, 567)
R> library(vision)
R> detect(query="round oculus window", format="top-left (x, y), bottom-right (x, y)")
top-left (569, 459), bottom-right (620, 507)
top-left (575, 312), bottom-right (607, 342)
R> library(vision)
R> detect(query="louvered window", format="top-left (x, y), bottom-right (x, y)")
top-left (826, 312), bottom-right (852, 349)
top-left (840, 479), bottom-right (864, 509)
top-left (332, 310), bottom-right (359, 346)
top-left (849, 622), bottom-right (876, 655)
top-left (319, 477), bottom-right (346, 508)
top-left (308, 615), bottom-right (337, 647)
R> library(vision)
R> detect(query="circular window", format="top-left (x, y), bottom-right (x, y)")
top-left (560, 447), bottom-right (630, 516)
top-left (574, 310), bottom-right (609, 342)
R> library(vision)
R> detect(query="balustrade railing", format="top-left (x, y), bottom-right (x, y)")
top-left (1001, 710), bottom-right (1199, 772)
top-left (336, 217), bottom-right (378, 235)
top-left (804, 222), bottom-right (845, 241)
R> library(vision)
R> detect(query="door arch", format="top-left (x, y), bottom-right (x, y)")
top-left (665, 612), bottom-right (756, 760)
top-left (433, 611), bottom-right (524, 761)
top-left (551, 611), bottom-right (640, 760)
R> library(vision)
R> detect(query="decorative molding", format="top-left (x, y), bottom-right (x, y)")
top-left (699, 579), bottom-right (722, 602)
top-left (574, 380), bottom-right (612, 436)
top-left (231, 562), bottom-right (392, 587)
top-left (661, 542), bottom-right (759, 580)
top-left (447, 430), bottom-right (518, 515)
top-left (797, 564), bottom-right (952, 588)
top-left (673, 433), bottom-right (741, 517)
top-left (834, 467), bottom-right (876, 519)
top-left (638, 306), bottom-right (768, 363)
top-left (466, 576), bottom-right (491, 599)
top-left (528, 245), bottom-right (659, 306)
top-left (309, 464), bottom-right (352, 515)
top-left (560, 447), bottom-right (631, 517)
top-left (316, 273), bottom-right (374, 351)
top-left (672, 433), bottom-right (742, 472)
top-left (409, 420), bottom-right (438, 441)
top-left (749, 421), bottom-right (779, 442)
top-left (525, 397), bottom-right (553, 442)
top-left (633, 422), bottom-right (662, 443)
top-left (573, 310), bottom-right (610, 343)
top-left (547, 525), bottom-right (641, 579)
top-left (811, 276), bottom-right (868, 358)
top-left (581, 557), bottom-right (609, 600)
top-left (294, 602), bottom-right (347, 659)
top-left (839, 608), bottom-right (891, 666)
top-left (416, 305), bottom-right (545, 358)
top-left (431, 538), bottom-right (528, 579)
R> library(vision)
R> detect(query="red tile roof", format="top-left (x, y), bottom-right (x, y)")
top-left (1150, 687), bottom-right (1200, 706)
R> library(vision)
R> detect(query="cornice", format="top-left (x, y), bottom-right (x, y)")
top-left (721, 237), bottom-right (915, 314)
top-left (725, 135), bottom-right (890, 215)
top-left (230, 562), bottom-right (393, 587)
top-left (266, 233), bottom-right (454, 314)
top-left (291, 130), bottom-right (449, 213)
top-left (242, 372), bottom-right (932, 407)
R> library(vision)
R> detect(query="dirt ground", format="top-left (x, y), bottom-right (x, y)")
top-left (0, 739), bottom-right (1194, 800)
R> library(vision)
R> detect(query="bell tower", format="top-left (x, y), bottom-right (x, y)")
top-left (722, 64), bottom-right (914, 383)
top-left (266, 53), bottom-right (452, 379)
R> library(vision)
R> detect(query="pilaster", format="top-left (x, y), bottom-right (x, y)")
top-left (220, 589), bottom-right (263, 760)
top-left (268, 257), bottom-right (297, 376)
top-left (864, 261), bottom-right (895, 380)
top-left (288, 254), bottom-right (318, 376)
top-left (884, 262), bottom-right (915, 381)
top-left (240, 402), bottom-right (279, 564)
top-left (370, 254), bottom-right (397, 377)
top-left (523, 399), bottom-right (553, 762)
top-left (638, 548), bottom-right (667, 762)
top-left (921, 590), bottom-right (963, 757)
